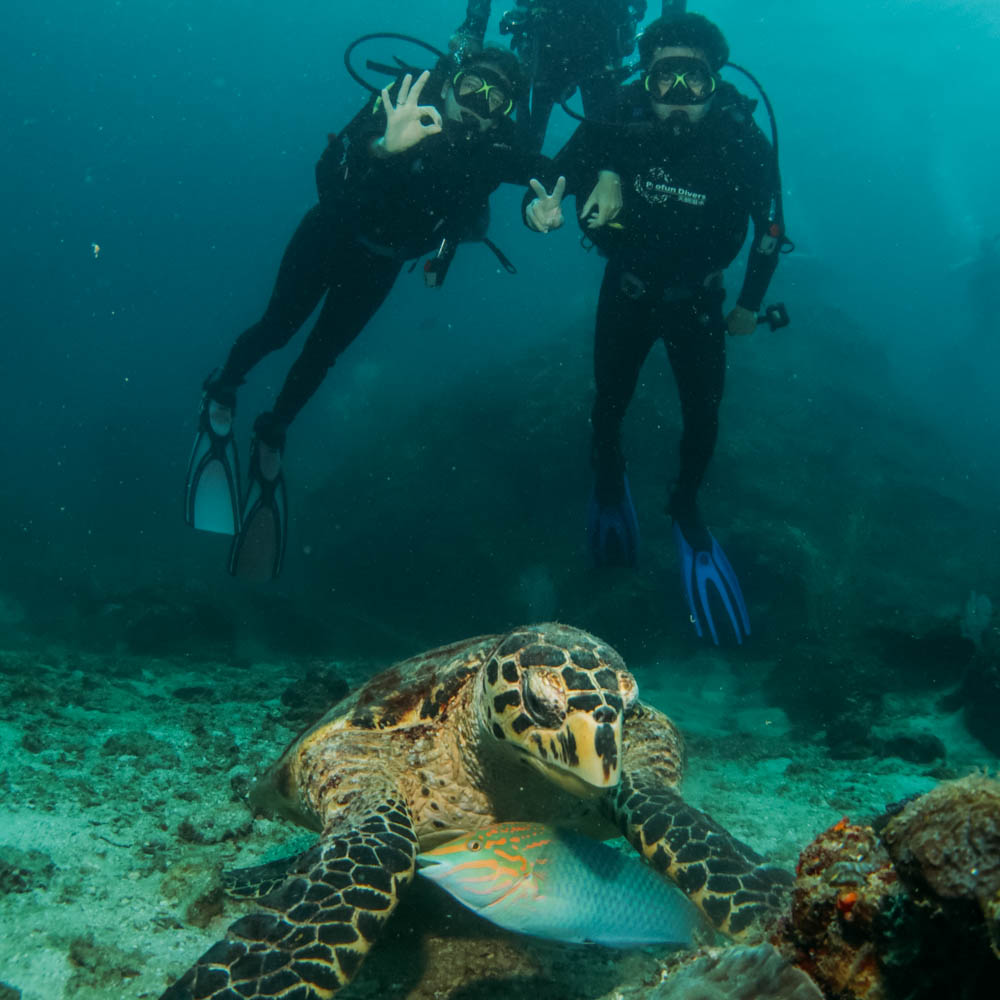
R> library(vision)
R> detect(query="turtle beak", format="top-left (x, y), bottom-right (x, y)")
top-left (530, 709), bottom-right (622, 794)
top-left (567, 711), bottom-right (622, 789)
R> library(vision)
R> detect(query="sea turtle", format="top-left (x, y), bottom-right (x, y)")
top-left (161, 623), bottom-right (792, 999)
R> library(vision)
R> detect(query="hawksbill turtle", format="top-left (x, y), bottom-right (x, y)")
top-left (160, 623), bottom-right (792, 999)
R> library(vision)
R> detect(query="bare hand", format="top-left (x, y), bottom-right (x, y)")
top-left (579, 171), bottom-right (622, 229)
top-left (381, 72), bottom-right (443, 154)
top-left (726, 305), bottom-right (758, 336)
top-left (526, 176), bottom-right (566, 233)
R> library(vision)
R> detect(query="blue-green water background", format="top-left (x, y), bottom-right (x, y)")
top-left (3, 1), bottom-right (999, 665)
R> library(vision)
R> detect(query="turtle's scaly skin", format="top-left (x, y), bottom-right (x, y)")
top-left (160, 624), bottom-right (791, 1000)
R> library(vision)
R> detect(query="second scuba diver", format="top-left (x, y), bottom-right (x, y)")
top-left (449, 1), bottom-right (689, 153)
top-left (185, 47), bottom-right (549, 579)
top-left (525, 13), bottom-right (783, 644)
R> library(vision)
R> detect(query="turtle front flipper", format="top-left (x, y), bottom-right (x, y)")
top-left (159, 799), bottom-right (418, 1000)
top-left (222, 850), bottom-right (317, 900)
top-left (607, 775), bottom-right (792, 937)
top-left (608, 703), bottom-right (792, 938)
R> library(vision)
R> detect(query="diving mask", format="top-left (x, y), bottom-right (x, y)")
top-left (644, 56), bottom-right (717, 106)
top-left (452, 66), bottom-right (515, 121)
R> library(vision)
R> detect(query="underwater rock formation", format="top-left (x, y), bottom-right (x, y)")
top-left (773, 774), bottom-right (1000, 998)
top-left (652, 944), bottom-right (823, 1000)
top-left (881, 773), bottom-right (1000, 960)
top-left (776, 817), bottom-right (897, 997)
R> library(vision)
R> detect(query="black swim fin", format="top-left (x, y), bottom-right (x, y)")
top-left (185, 377), bottom-right (241, 535)
top-left (228, 418), bottom-right (287, 581)
top-left (587, 474), bottom-right (640, 568)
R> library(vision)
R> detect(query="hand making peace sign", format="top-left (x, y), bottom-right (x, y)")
top-left (381, 71), bottom-right (444, 154)
top-left (526, 176), bottom-right (567, 234)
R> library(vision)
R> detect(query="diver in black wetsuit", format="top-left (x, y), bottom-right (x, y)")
top-left (450, 1), bottom-right (688, 152)
top-left (185, 47), bottom-right (549, 579)
top-left (525, 13), bottom-right (781, 644)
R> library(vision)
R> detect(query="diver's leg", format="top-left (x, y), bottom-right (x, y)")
top-left (662, 292), bottom-right (726, 544)
top-left (216, 204), bottom-right (336, 389)
top-left (591, 266), bottom-right (658, 503)
top-left (186, 205), bottom-right (338, 534)
top-left (270, 245), bottom-right (403, 427)
top-left (227, 246), bottom-right (402, 578)
top-left (662, 291), bottom-right (750, 643)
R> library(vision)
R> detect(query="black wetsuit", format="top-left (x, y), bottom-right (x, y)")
top-left (217, 72), bottom-right (548, 431)
top-left (543, 80), bottom-right (779, 522)
top-left (456, 0), bottom-right (671, 151)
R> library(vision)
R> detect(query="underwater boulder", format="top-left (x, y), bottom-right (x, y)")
top-left (881, 773), bottom-right (1000, 949)
top-left (773, 776), bottom-right (1000, 998)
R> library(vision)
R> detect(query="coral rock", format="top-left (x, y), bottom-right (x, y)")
top-left (774, 818), bottom-right (898, 999)
top-left (881, 774), bottom-right (1000, 908)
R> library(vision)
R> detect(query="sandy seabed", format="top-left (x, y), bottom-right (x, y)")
top-left (0, 641), bottom-right (994, 1000)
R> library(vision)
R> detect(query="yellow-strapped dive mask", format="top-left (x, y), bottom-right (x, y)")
top-left (453, 67), bottom-right (515, 120)
top-left (644, 56), bottom-right (717, 105)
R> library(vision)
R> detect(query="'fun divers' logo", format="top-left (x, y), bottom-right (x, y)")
top-left (635, 167), bottom-right (706, 208)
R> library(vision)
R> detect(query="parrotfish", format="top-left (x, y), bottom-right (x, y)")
top-left (417, 822), bottom-right (704, 948)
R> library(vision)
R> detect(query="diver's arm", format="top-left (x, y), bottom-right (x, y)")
top-left (519, 117), bottom-right (606, 230)
top-left (338, 85), bottom-right (395, 168)
top-left (450, 0), bottom-right (491, 52)
top-left (734, 127), bottom-right (780, 316)
top-left (735, 216), bottom-right (779, 315)
top-left (499, 146), bottom-right (553, 188)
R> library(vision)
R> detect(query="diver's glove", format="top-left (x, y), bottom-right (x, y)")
top-left (669, 498), bottom-right (750, 645)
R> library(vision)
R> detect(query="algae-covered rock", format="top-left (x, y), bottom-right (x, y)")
top-left (65, 933), bottom-right (148, 996)
top-left (773, 776), bottom-right (1000, 999)
top-left (881, 773), bottom-right (1000, 906)
top-left (0, 845), bottom-right (57, 894)
top-left (652, 944), bottom-right (822, 1000)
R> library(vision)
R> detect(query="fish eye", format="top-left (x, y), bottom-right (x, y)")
top-left (468, 839), bottom-right (482, 851)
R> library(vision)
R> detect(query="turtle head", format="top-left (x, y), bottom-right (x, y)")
top-left (477, 625), bottom-right (638, 797)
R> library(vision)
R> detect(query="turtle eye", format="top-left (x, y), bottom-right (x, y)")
top-left (522, 668), bottom-right (567, 728)
top-left (617, 670), bottom-right (639, 711)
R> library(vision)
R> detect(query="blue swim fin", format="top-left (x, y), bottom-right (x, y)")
top-left (672, 521), bottom-right (750, 645)
top-left (185, 379), bottom-right (241, 535)
top-left (587, 474), bottom-right (640, 568)
top-left (228, 428), bottom-right (287, 581)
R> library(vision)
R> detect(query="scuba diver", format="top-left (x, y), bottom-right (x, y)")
top-left (524, 12), bottom-right (784, 644)
top-left (185, 46), bottom-right (549, 580)
top-left (450, 1), bottom-right (689, 152)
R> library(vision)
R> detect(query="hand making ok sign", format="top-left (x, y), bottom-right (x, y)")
top-left (380, 71), bottom-right (444, 154)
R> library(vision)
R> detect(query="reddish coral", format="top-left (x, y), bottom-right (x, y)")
top-left (836, 890), bottom-right (859, 919)
top-left (774, 819), bottom-right (899, 999)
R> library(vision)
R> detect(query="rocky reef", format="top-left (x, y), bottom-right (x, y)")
top-left (773, 774), bottom-right (1000, 999)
